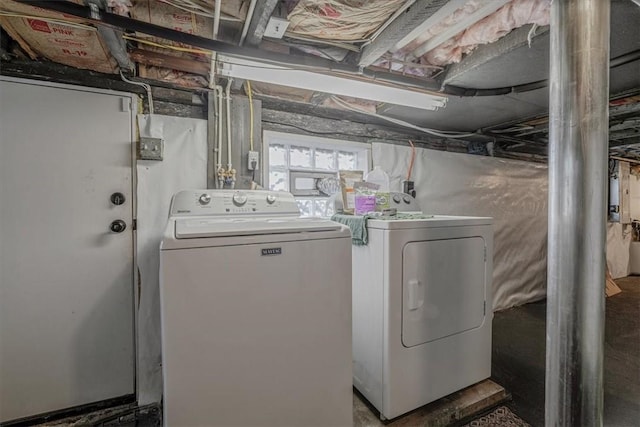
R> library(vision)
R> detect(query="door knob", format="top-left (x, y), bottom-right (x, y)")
top-left (110, 220), bottom-right (127, 233)
top-left (110, 192), bottom-right (126, 205)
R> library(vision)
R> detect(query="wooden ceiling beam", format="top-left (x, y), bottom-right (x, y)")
top-left (129, 49), bottom-right (210, 76)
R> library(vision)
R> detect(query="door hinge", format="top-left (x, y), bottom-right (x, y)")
top-left (132, 219), bottom-right (137, 231)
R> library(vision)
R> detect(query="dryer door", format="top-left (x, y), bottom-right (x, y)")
top-left (402, 237), bottom-right (486, 348)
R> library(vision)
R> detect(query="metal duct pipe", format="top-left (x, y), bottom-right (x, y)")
top-left (546, 0), bottom-right (610, 425)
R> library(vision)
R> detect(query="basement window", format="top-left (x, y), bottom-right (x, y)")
top-left (263, 131), bottom-right (371, 217)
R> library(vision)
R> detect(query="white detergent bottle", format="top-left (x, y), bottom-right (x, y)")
top-left (365, 165), bottom-right (390, 211)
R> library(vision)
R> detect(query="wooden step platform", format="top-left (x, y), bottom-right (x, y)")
top-left (354, 379), bottom-right (510, 426)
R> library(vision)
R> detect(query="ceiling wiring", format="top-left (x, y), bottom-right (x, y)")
top-left (158, 0), bottom-right (215, 18)
top-left (120, 70), bottom-right (154, 114)
top-left (407, 140), bottom-right (416, 181)
top-left (122, 34), bottom-right (212, 55)
top-left (329, 96), bottom-right (478, 139)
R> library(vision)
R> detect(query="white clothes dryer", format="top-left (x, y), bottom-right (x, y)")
top-left (351, 195), bottom-right (493, 420)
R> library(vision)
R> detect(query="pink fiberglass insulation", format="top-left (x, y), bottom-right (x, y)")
top-left (399, 0), bottom-right (550, 67)
top-left (107, 0), bottom-right (131, 15)
top-left (401, 0), bottom-right (487, 54)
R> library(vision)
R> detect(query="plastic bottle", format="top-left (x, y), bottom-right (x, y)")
top-left (365, 165), bottom-right (390, 211)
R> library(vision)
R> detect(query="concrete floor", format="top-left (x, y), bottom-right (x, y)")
top-left (492, 276), bottom-right (640, 427)
top-left (30, 404), bottom-right (160, 427)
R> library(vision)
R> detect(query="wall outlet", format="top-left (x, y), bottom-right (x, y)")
top-left (248, 151), bottom-right (259, 171)
top-left (402, 180), bottom-right (416, 198)
top-left (139, 137), bottom-right (163, 161)
top-left (263, 17), bottom-right (290, 39)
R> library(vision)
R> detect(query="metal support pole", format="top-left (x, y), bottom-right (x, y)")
top-left (546, 0), bottom-right (610, 426)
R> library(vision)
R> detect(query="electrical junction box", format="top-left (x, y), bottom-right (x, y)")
top-left (248, 151), bottom-right (259, 171)
top-left (139, 137), bottom-right (164, 161)
top-left (263, 17), bottom-right (290, 39)
top-left (609, 159), bottom-right (630, 223)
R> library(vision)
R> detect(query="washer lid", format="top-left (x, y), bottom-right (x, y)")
top-left (175, 217), bottom-right (343, 239)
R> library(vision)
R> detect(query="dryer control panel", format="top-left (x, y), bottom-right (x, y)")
top-left (389, 192), bottom-right (420, 212)
top-left (169, 190), bottom-right (300, 217)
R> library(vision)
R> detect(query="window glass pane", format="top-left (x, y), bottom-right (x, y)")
top-left (315, 148), bottom-right (336, 170)
top-left (269, 144), bottom-right (287, 167)
top-left (293, 177), bottom-right (316, 190)
top-left (290, 146), bottom-right (312, 168)
top-left (314, 198), bottom-right (334, 217)
top-left (338, 151), bottom-right (358, 170)
top-left (296, 199), bottom-right (313, 216)
top-left (296, 199), bottom-right (313, 217)
top-left (269, 170), bottom-right (288, 191)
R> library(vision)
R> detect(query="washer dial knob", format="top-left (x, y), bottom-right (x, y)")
top-left (232, 191), bottom-right (248, 206)
top-left (403, 195), bottom-right (412, 204)
top-left (266, 194), bottom-right (277, 204)
top-left (392, 194), bottom-right (401, 204)
top-left (198, 193), bottom-right (211, 205)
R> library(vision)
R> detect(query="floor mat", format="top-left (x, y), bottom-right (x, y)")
top-left (462, 406), bottom-right (531, 427)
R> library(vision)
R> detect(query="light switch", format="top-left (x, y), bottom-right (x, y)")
top-left (139, 137), bottom-right (164, 161)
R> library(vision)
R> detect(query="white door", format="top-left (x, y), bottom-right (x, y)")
top-left (402, 237), bottom-right (486, 348)
top-left (0, 78), bottom-right (135, 422)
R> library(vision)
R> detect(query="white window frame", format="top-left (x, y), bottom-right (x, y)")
top-left (262, 131), bottom-right (371, 216)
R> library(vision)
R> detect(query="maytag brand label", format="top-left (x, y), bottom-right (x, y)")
top-left (261, 247), bottom-right (282, 256)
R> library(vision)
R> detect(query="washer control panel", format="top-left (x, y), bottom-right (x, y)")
top-left (198, 193), bottom-right (211, 205)
top-left (170, 190), bottom-right (300, 217)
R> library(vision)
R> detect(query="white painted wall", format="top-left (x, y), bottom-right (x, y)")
top-left (372, 143), bottom-right (631, 308)
top-left (628, 172), bottom-right (640, 275)
top-left (373, 143), bottom-right (548, 311)
top-left (136, 114), bottom-right (207, 404)
top-left (629, 173), bottom-right (640, 220)
top-left (607, 222), bottom-right (631, 279)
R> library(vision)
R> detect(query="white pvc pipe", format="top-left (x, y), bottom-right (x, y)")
top-left (208, 0), bottom-right (221, 89)
top-left (216, 85), bottom-right (223, 175)
top-left (213, 0), bottom-right (221, 37)
top-left (212, 86), bottom-right (222, 183)
top-left (225, 78), bottom-right (233, 170)
top-left (239, 0), bottom-right (258, 46)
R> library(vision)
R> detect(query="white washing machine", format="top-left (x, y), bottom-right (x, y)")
top-left (352, 193), bottom-right (493, 420)
top-left (160, 190), bottom-right (353, 427)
